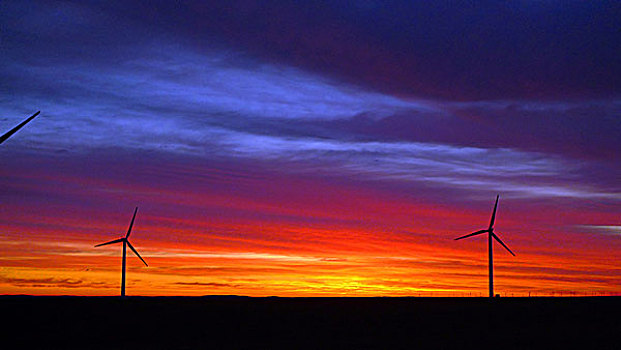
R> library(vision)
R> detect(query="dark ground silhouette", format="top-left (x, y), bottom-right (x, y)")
top-left (2, 296), bottom-right (619, 349)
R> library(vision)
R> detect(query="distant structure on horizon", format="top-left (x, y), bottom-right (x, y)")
top-left (0, 111), bottom-right (40, 145)
top-left (455, 195), bottom-right (515, 298)
top-left (95, 207), bottom-right (148, 297)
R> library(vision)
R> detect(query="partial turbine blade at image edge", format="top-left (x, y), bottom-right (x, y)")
top-left (125, 207), bottom-right (139, 238)
top-left (94, 238), bottom-right (124, 247)
top-left (454, 229), bottom-right (489, 240)
top-left (126, 240), bottom-right (148, 266)
top-left (0, 111), bottom-right (41, 145)
top-left (491, 232), bottom-right (516, 256)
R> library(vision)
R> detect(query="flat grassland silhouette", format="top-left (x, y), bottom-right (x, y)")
top-left (3, 296), bottom-right (619, 349)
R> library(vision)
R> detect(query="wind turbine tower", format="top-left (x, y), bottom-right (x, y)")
top-left (455, 195), bottom-right (515, 298)
top-left (95, 207), bottom-right (148, 297)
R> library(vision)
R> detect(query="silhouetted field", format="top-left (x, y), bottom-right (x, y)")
top-left (2, 296), bottom-right (619, 349)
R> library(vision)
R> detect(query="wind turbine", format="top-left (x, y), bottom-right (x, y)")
top-left (95, 207), bottom-right (148, 297)
top-left (0, 111), bottom-right (40, 145)
top-left (455, 195), bottom-right (515, 298)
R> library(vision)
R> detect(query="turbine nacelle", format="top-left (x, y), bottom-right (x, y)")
top-left (94, 237), bottom-right (148, 267)
top-left (454, 195), bottom-right (514, 256)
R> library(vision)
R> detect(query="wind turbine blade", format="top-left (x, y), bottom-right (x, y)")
top-left (94, 238), bottom-right (124, 247)
top-left (125, 207), bottom-right (138, 238)
top-left (0, 111), bottom-right (40, 145)
top-left (488, 195), bottom-right (499, 230)
top-left (491, 232), bottom-right (515, 256)
top-left (126, 240), bottom-right (148, 266)
top-left (454, 229), bottom-right (489, 240)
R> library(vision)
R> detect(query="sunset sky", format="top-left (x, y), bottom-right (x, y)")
top-left (1, 1), bottom-right (619, 296)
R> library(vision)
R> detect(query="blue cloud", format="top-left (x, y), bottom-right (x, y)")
top-left (1, 1), bottom-right (619, 202)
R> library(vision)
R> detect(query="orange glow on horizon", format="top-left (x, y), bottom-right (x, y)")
top-left (1, 155), bottom-right (619, 297)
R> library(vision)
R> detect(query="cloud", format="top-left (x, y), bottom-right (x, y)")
top-left (74, 1), bottom-right (620, 100)
top-left (575, 225), bottom-right (621, 236)
top-left (207, 129), bottom-right (620, 199)
top-left (173, 282), bottom-right (239, 288)
top-left (0, 276), bottom-right (111, 289)
top-left (1, 2), bottom-right (619, 202)
top-left (3, 39), bottom-right (617, 200)
top-left (148, 250), bottom-right (325, 263)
